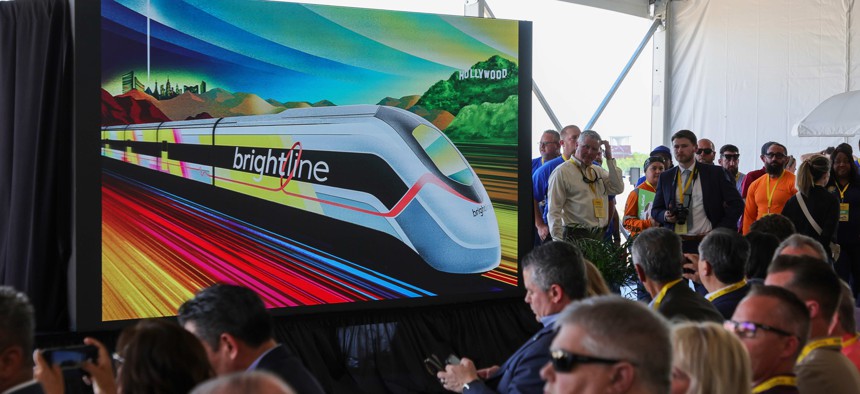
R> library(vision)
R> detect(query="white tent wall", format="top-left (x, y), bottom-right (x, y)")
top-left (667, 0), bottom-right (859, 173)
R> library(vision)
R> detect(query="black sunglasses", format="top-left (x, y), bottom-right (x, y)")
top-left (721, 153), bottom-right (740, 160)
top-left (723, 320), bottom-right (793, 339)
top-left (696, 148), bottom-right (714, 155)
top-left (550, 349), bottom-right (623, 373)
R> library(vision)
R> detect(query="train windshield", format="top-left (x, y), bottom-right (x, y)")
top-left (412, 124), bottom-right (474, 186)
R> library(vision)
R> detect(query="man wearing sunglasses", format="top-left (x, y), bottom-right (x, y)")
top-left (437, 241), bottom-right (587, 394)
top-left (728, 285), bottom-right (809, 394)
top-left (719, 144), bottom-right (745, 193)
top-left (540, 296), bottom-right (672, 394)
top-left (695, 139), bottom-right (716, 165)
top-left (740, 142), bottom-right (778, 199)
top-left (742, 142), bottom-right (796, 234)
top-left (765, 255), bottom-right (860, 393)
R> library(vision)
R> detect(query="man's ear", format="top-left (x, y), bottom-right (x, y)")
top-left (634, 264), bottom-right (647, 284)
top-left (548, 284), bottom-right (565, 304)
top-left (780, 335), bottom-right (801, 360)
top-left (607, 362), bottom-right (635, 393)
top-left (0, 345), bottom-right (24, 379)
top-left (699, 259), bottom-right (712, 278)
top-left (805, 300), bottom-right (820, 320)
top-left (219, 333), bottom-right (241, 360)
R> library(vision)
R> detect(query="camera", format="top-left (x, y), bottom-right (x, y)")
top-left (671, 205), bottom-right (689, 225)
top-left (41, 345), bottom-right (98, 370)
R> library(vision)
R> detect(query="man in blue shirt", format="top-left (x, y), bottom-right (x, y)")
top-left (531, 129), bottom-right (560, 174)
top-left (437, 241), bottom-right (588, 394)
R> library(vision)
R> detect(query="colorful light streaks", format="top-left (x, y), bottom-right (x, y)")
top-left (102, 170), bottom-right (435, 321)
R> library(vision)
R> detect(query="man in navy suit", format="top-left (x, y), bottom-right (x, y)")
top-left (696, 228), bottom-right (752, 319)
top-left (651, 129), bottom-right (743, 254)
top-left (178, 284), bottom-right (324, 394)
top-left (0, 287), bottom-right (43, 394)
top-left (437, 241), bottom-right (587, 393)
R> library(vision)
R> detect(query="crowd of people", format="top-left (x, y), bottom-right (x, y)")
top-left (0, 284), bottom-right (318, 394)
top-left (1, 129), bottom-right (859, 394)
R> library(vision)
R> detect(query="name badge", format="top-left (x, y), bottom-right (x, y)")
top-left (593, 198), bottom-right (606, 218)
top-left (674, 222), bottom-right (688, 235)
top-left (840, 203), bottom-right (850, 222)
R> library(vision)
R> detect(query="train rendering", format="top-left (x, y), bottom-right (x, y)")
top-left (101, 105), bottom-right (502, 273)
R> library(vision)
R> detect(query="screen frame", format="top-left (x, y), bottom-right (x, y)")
top-left (73, 0), bottom-right (533, 331)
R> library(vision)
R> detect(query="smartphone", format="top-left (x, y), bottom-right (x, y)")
top-left (41, 345), bottom-right (98, 369)
top-left (423, 354), bottom-right (461, 376)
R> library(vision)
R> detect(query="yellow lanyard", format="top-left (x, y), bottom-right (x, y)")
top-left (676, 167), bottom-right (696, 205)
top-left (843, 333), bottom-right (860, 348)
top-left (644, 181), bottom-right (654, 190)
top-left (797, 337), bottom-right (843, 364)
top-left (569, 158), bottom-right (597, 195)
top-left (735, 172), bottom-right (740, 182)
top-left (706, 280), bottom-right (747, 301)
top-left (652, 279), bottom-right (683, 310)
top-left (765, 171), bottom-right (784, 213)
top-left (752, 375), bottom-right (797, 393)
top-left (837, 182), bottom-right (850, 202)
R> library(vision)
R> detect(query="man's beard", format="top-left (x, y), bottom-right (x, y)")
top-left (765, 162), bottom-right (784, 177)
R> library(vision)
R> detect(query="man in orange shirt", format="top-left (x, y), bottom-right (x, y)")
top-left (742, 142), bottom-right (796, 234)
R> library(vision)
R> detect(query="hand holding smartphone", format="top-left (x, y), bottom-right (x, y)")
top-left (41, 345), bottom-right (98, 369)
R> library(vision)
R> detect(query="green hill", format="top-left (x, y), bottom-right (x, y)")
top-left (416, 55), bottom-right (518, 116)
top-left (444, 95), bottom-right (518, 143)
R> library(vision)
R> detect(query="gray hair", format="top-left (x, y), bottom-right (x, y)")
top-left (557, 296), bottom-right (672, 394)
top-left (0, 286), bottom-right (35, 361)
top-left (632, 228), bottom-right (683, 283)
top-left (774, 234), bottom-right (827, 261)
top-left (191, 371), bottom-right (294, 394)
top-left (577, 130), bottom-right (602, 144)
top-left (521, 241), bottom-right (587, 301)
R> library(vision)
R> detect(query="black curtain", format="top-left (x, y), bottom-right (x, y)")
top-left (0, 0), bottom-right (73, 331)
top-left (274, 298), bottom-right (539, 394)
top-left (36, 296), bottom-right (539, 394)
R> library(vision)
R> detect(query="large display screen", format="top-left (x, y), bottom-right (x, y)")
top-left (87, 0), bottom-right (531, 323)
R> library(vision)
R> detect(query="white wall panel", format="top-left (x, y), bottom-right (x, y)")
top-left (668, 0), bottom-right (858, 172)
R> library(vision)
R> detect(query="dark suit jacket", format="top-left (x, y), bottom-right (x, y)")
top-left (652, 162), bottom-right (744, 231)
top-left (254, 345), bottom-right (325, 394)
top-left (465, 323), bottom-right (556, 394)
top-left (658, 281), bottom-right (723, 323)
top-left (710, 283), bottom-right (751, 320)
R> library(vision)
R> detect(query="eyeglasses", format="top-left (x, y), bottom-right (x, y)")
top-left (764, 152), bottom-right (787, 160)
top-left (549, 349), bottom-right (624, 373)
top-left (696, 149), bottom-right (714, 155)
top-left (721, 154), bottom-right (740, 160)
top-left (538, 141), bottom-right (559, 147)
top-left (723, 320), bottom-right (793, 338)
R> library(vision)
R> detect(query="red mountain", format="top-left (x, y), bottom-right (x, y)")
top-left (101, 88), bottom-right (170, 125)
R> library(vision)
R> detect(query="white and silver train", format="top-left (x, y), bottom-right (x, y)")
top-left (101, 105), bottom-right (502, 273)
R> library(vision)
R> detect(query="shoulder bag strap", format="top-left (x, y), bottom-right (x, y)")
top-left (795, 192), bottom-right (823, 235)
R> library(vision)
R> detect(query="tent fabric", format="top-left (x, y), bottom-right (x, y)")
top-left (667, 0), bottom-right (859, 172)
top-left (796, 90), bottom-right (860, 137)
